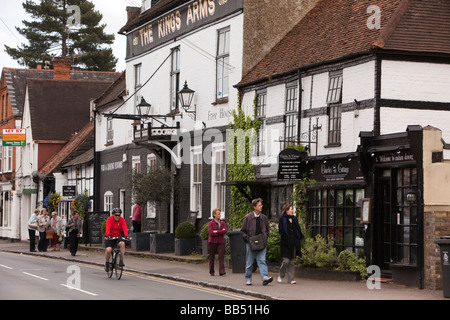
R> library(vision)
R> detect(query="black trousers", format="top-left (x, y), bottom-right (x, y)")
top-left (38, 231), bottom-right (47, 252)
top-left (69, 229), bottom-right (79, 255)
top-left (28, 229), bottom-right (36, 252)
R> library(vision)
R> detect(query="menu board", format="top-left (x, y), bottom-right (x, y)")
top-left (87, 211), bottom-right (110, 244)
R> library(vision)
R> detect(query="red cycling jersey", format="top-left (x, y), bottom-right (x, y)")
top-left (105, 216), bottom-right (129, 237)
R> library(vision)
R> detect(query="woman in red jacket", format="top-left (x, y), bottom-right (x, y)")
top-left (208, 208), bottom-right (227, 276)
top-left (104, 208), bottom-right (129, 272)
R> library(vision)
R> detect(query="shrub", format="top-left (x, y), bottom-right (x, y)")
top-left (298, 234), bottom-right (337, 269)
top-left (175, 222), bottom-right (196, 239)
top-left (200, 223), bottom-right (209, 240)
top-left (336, 249), bottom-right (368, 279)
top-left (266, 222), bottom-right (281, 263)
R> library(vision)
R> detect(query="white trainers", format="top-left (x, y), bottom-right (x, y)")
top-left (290, 280), bottom-right (296, 284)
top-left (278, 276), bottom-right (282, 283)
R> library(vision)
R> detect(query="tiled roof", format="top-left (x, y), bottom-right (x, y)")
top-left (38, 121), bottom-right (94, 176)
top-left (2, 67), bottom-right (121, 116)
top-left (238, 0), bottom-right (450, 87)
top-left (27, 79), bottom-right (112, 141)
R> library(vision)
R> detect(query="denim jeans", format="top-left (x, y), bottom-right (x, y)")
top-left (245, 244), bottom-right (269, 282)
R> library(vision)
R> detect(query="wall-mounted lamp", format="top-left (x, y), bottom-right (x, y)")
top-left (137, 97), bottom-right (152, 118)
top-left (178, 81), bottom-right (196, 119)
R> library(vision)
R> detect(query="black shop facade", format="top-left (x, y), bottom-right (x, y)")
top-left (290, 126), bottom-right (424, 288)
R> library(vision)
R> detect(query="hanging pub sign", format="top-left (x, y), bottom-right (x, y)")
top-left (126, 0), bottom-right (244, 59)
top-left (277, 148), bottom-right (305, 181)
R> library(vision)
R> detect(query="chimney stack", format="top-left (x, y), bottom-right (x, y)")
top-left (52, 57), bottom-right (72, 80)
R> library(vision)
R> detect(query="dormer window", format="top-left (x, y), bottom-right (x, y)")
top-left (142, 0), bottom-right (151, 12)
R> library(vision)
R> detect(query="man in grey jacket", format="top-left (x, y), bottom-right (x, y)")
top-left (240, 198), bottom-right (273, 286)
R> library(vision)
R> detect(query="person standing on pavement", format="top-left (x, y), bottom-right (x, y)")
top-left (278, 204), bottom-right (304, 284)
top-left (37, 208), bottom-right (49, 252)
top-left (132, 202), bottom-right (142, 233)
top-left (208, 208), bottom-right (227, 276)
top-left (67, 210), bottom-right (82, 256)
top-left (240, 198), bottom-right (273, 286)
top-left (50, 211), bottom-right (63, 251)
top-left (27, 209), bottom-right (40, 252)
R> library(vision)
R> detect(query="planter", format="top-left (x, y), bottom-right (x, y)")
top-left (175, 237), bottom-right (196, 256)
top-left (202, 239), bottom-right (209, 256)
top-left (295, 267), bottom-right (361, 281)
top-left (227, 230), bottom-right (246, 273)
top-left (150, 233), bottom-right (174, 253)
top-left (131, 232), bottom-right (152, 252)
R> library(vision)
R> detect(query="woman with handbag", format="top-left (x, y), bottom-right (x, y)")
top-left (37, 208), bottom-right (49, 252)
top-left (50, 211), bottom-right (63, 251)
top-left (278, 204), bottom-right (304, 284)
top-left (27, 209), bottom-right (40, 252)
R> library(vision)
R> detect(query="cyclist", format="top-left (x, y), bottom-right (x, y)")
top-left (104, 208), bottom-right (129, 272)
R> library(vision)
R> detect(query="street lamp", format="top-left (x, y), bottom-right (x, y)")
top-left (137, 96), bottom-right (152, 119)
top-left (178, 81), bottom-right (195, 118)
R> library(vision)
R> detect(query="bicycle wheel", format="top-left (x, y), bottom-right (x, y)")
top-left (115, 250), bottom-right (123, 280)
top-left (107, 251), bottom-right (115, 278)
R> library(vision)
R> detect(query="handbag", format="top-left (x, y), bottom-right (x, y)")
top-left (248, 233), bottom-right (265, 251)
top-left (46, 229), bottom-right (54, 239)
top-left (28, 222), bottom-right (38, 229)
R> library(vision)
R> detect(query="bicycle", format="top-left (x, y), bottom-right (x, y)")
top-left (105, 236), bottom-right (129, 280)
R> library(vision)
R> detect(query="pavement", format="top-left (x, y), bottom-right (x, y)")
top-left (0, 239), bottom-right (448, 300)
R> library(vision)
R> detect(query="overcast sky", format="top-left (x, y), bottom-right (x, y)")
top-left (0, 0), bottom-right (137, 72)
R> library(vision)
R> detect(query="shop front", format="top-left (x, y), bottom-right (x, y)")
top-left (358, 125), bottom-right (424, 288)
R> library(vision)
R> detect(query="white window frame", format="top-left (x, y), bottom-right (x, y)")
top-left (211, 144), bottom-right (226, 219)
top-left (3, 146), bottom-right (12, 172)
top-left (216, 27), bottom-right (230, 101)
top-left (190, 146), bottom-right (202, 218)
top-left (104, 191), bottom-right (113, 214)
top-left (170, 47), bottom-right (180, 111)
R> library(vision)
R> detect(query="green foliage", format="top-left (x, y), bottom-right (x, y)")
top-left (226, 93), bottom-right (260, 230)
top-left (336, 249), bottom-right (368, 279)
top-left (291, 177), bottom-right (316, 237)
top-left (101, 219), bottom-right (107, 235)
top-left (5, 0), bottom-right (117, 70)
top-left (200, 223), bottom-right (209, 240)
top-left (175, 222), bottom-right (196, 239)
top-left (266, 222), bottom-right (281, 263)
top-left (298, 235), bottom-right (337, 269)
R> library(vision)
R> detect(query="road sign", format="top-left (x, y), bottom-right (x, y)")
top-left (2, 129), bottom-right (25, 146)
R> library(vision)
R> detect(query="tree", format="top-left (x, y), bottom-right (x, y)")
top-left (5, 0), bottom-right (117, 71)
top-left (130, 167), bottom-right (177, 233)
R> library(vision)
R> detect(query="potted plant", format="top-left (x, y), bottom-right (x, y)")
top-left (175, 221), bottom-right (196, 256)
top-left (130, 166), bottom-right (177, 253)
top-left (200, 223), bottom-right (209, 256)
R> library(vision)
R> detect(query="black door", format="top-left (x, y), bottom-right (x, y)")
top-left (375, 170), bottom-right (393, 271)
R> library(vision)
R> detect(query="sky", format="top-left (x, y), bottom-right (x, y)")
top-left (0, 0), bottom-right (138, 72)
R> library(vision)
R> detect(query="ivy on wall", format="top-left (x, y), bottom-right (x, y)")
top-left (226, 94), bottom-right (260, 230)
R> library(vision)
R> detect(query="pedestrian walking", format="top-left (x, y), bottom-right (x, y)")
top-left (37, 208), bottom-right (49, 252)
top-left (67, 210), bottom-right (82, 256)
top-left (50, 212), bottom-right (63, 251)
top-left (132, 202), bottom-right (142, 233)
top-left (278, 203), bottom-right (304, 284)
top-left (208, 208), bottom-right (227, 276)
top-left (27, 209), bottom-right (40, 252)
top-left (240, 198), bottom-right (273, 286)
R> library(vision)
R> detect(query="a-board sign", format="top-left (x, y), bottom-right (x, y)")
top-left (87, 211), bottom-right (110, 244)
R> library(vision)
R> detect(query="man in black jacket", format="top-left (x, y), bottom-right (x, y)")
top-left (240, 198), bottom-right (273, 286)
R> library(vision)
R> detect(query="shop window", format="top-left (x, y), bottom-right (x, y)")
top-left (308, 188), bottom-right (364, 255)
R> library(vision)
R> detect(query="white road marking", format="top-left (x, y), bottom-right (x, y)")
top-left (60, 284), bottom-right (98, 296)
top-left (0, 264), bottom-right (12, 269)
top-left (22, 272), bottom-right (49, 281)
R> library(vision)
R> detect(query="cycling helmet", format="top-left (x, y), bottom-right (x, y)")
top-left (112, 208), bottom-right (122, 214)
